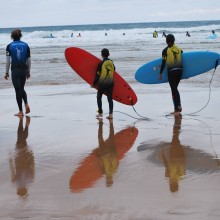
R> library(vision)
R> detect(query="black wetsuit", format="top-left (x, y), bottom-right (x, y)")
top-left (6, 40), bottom-right (31, 112)
top-left (93, 58), bottom-right (115, 114)
top-left (160, 44), bottom-right (183, 112)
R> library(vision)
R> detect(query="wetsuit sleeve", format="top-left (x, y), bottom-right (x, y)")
top-left (27, 45), bottom-right (31, 58)
top-left (6, 56), bottom-right (10, 73)
top-left (93, 61), bottom-right (102, 86)
top-left (6, 45), bottom-right (10, 73)
top-left (27, 57), bottom-right (31, 72)
top-left (160, 60), bottom-right (166, 74)
top-left (160, 47), bottom-right (167, 74)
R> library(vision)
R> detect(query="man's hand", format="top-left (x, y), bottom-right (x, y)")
top-left (4, 73), bottom-right (9, 80)
top-left (158, 74), bottom-right (162, 80)
top-left (27, 73), bottom-right (31, 79)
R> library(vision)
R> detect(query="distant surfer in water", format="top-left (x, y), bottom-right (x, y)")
top-left (186, 31), bottom-right (191, 37)
top-left (159, 34), bottom-right (183, 116)
top-left (4, 29), bottom-right (31, 117)
top-left (92, 48), bottom-right (115, 119)
top-left (153, 30), bottom-right (158, 38)
top-left (162, 32), bottom-right (167, 37)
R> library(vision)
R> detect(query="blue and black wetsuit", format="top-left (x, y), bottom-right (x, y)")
top-left (6, 40), bottom-right (31, 112)
top-left (93, 58), bottom-right (115, 114)
top-left (160, 44), bottom-right (183, 112)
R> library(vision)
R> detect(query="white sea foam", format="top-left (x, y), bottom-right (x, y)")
top-left (0, 21), bottom-right (220, 88)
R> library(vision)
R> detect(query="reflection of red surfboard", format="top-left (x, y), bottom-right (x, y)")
top-left (65, 47), bottom-right (137, 105)
top-left (69, 126), bottom-right (138, 192)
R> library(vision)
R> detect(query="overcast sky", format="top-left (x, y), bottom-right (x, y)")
top-left (1, 0), bottom-right (220, 28)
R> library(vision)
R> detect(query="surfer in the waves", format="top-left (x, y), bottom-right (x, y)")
top-left (92, 48), bottom-right (115, 119)
top-left (159, 34), bottom-right (183, 116)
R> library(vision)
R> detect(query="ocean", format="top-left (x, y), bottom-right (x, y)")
top-left (0, 20), bottom-right (220, 89)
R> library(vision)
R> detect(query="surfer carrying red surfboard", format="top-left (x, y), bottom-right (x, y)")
top-left (159, 34), bottom-right (183, 116)
top-left (92, 48), bottom-right (115, 119)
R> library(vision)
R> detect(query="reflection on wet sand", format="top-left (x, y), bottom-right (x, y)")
top-left (138, 115), bottom-right (220, 193)
top-left (9, 116), bottom-right (35, 199)
top-left (161, 115), bottom-right (185, 192)
top-left (70, 119), bottom-right (138, 192)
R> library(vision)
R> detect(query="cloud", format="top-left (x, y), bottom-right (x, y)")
top-left (150, 8), bottom-right (220, 21)
top-left (0, 0), bottom-right (220, 28)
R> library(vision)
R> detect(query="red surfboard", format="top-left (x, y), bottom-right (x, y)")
top-left (65, 47), bottom-right (137, 105)
top-left (69, 126), bottom-right (138, 192)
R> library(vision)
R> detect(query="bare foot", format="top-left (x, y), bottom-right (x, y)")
top-left (171, 111), bottom-right (181, 116)
top-left (26, 116), bottom-right (31, 126)
top-left (14, 111), bottom-right (24, 117)
top-left (106, 114), bottom-right (113, 119)
top-left (25, 104), bottom-right (30, 114)
top-left (96, 114), bottom-right (103, 118)
top-left (96, 117), bottom-right (103, 123)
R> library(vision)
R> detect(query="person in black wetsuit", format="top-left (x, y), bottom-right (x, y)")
top-left (92, 48), bottom-right (115, 119)
top-left (159, 34), bottom-right (183, 115)
top-left (4, 29), bottom-right (31, 117)
top-left (186, 31), bottom-right (191, 37)
top-left (162, 32), bottom-right (167, 37)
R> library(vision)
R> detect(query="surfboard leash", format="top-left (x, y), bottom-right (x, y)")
top-left (184, 58), bottom-right (220, 116)
top-left (113, 98), bottom-right (150, 121)
top-left (131, 104), bottom-right (150, 121)
top-left (130, 98), bottom-right (150, 120)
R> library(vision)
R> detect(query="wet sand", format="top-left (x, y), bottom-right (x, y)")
top-left (0, 84), bottom-right (220, 220)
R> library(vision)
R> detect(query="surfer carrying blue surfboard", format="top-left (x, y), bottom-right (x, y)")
top-left (159, 34), bottom-right (183, 115)
top-left (92, 48), bottom-right (115, 119)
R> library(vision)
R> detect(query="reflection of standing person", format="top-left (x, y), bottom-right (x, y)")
top-left (161, 115), bottom-right (185, 192)
top-left (92, 48), bottom-right (115, 119)
top-left (9, 116), bottom-right (35, 198)
top-left (159, 34), bottom-right (183, 115)
top-left (4, 29), bottom-right (31, 117)
top-left (96, 119), bottom-right (118, 187)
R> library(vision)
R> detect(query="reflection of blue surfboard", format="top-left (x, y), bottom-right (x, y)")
top-left (135, 51), bottom-right (220, 84)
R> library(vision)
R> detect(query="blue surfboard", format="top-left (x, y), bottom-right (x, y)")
top-left (135, 51), bottom-right (220, 84)
top-left (207, 34), bottom-right (217, 39)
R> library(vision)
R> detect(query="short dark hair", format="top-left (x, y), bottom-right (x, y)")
top-left (166, 34), bottom-right (175, 44)
top-left (11, 29), bottom-right (22, 40)
top-left (101, 48), bottom-right (109, 57)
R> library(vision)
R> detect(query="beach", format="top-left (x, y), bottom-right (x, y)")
top-left (1, 83), bottom-right (220, 219)
top-left (1, 21), bottom-right (220, 219)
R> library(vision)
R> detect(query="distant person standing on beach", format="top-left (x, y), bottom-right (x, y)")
top-left (159, 34), bottom-right (183, 115)
top-left (92, 48), bottom-right (115, 119)
top-left (4, 29), bottom-right (31, 117)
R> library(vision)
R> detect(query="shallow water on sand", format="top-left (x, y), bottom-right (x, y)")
top-left (1, 85), bottom-right (220, 219)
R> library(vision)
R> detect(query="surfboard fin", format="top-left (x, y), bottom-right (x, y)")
top-left (215, 59), bottom-right (220, 69)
